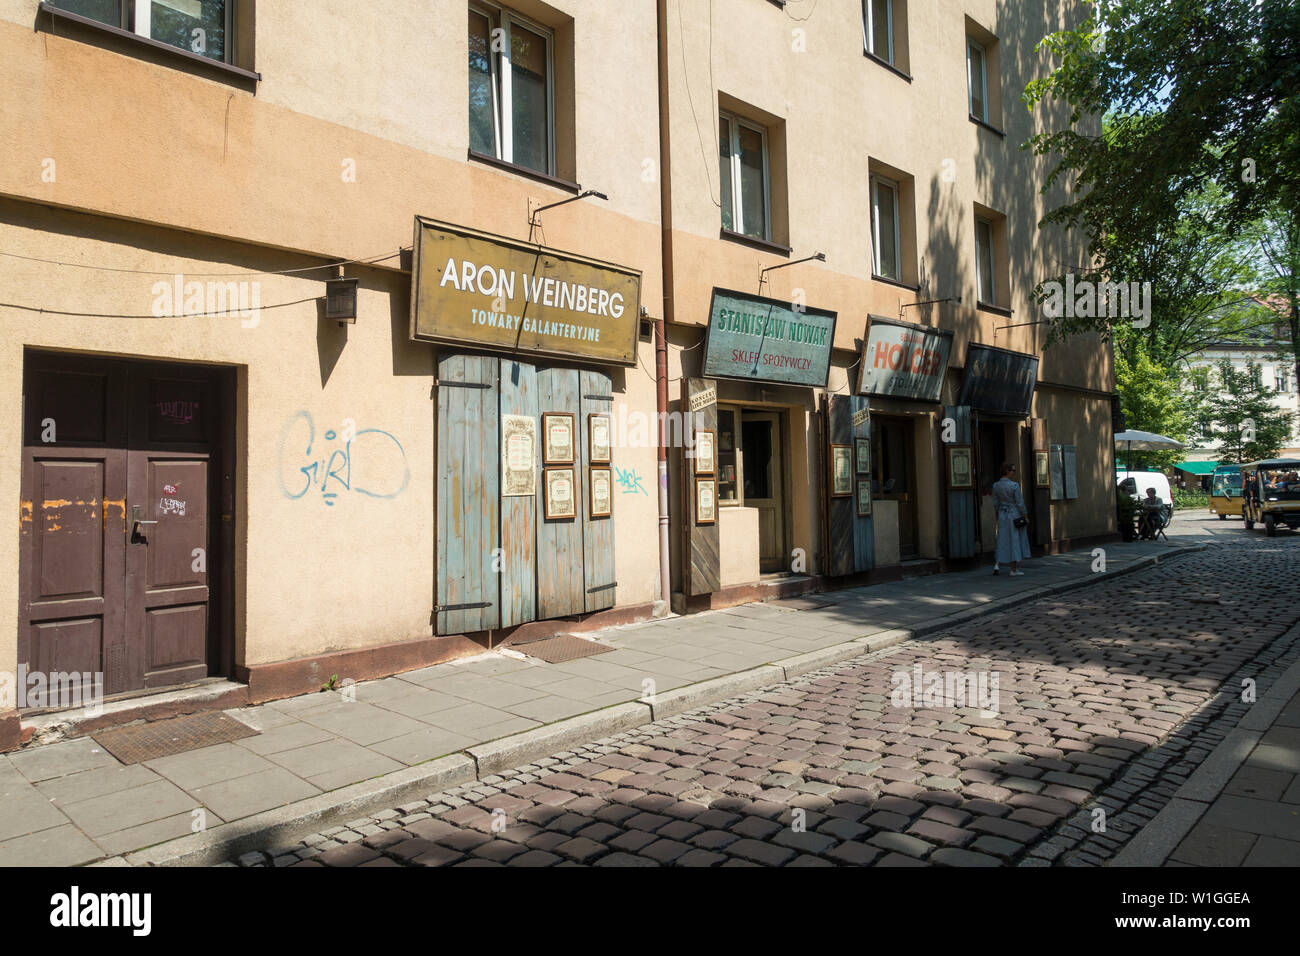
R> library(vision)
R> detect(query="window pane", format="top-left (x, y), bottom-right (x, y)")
top-left (874, 181), bottom-right (898, 279)
top-left (148, 0), bottom-right (227, 62)
top-left (738, 124), bottom-right (767, 239)
top-left (469, 10), bottom-right (498, 157)
top-left (509, 22), bottom-right (549, 173)
top-left (870, 0), bottom-right (891, 61)
top-left (720, 117), bottom-right (735, 232)
top-left (52, 0), bottom-right (123, 27)
top-left (976, 220), bottom-right (994, 301)
top-left (968, 43), bottom-right (986, 119)
top-left (717, 409), bottom-right (738, 502)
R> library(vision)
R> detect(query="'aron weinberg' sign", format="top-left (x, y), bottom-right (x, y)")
top-left (409, 217), bottom-right (642, 366)
top-left (702, 288), bottom-right (837, 388)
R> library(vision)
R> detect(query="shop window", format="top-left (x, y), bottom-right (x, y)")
top-left (973, 204), bottom-right (1010, 311)
top-left (965, 18), bottom-right (1002, 130)
top-left (862, 0), bottom-right (909, 74)
top-left (469, 2), bottom-right (556, 177)
top-left (46, 0), bottom-right (235, 63)
top-left (720, 112), bottom-right (771, 242)
top-left (718, 408), bottom-right (740, 503)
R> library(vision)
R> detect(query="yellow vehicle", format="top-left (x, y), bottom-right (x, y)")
top-left (1241, 458), bottom-right (1300, 536)
top-left (1209, 464), bottom-right (1243, 519)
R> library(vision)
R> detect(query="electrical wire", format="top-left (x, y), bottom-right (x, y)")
top-left (679, 0), bottom-right (721, 210)
top-left (0, 297), bottom-right (322, 320)
top-left (0, 249), bottom-right (402, 278)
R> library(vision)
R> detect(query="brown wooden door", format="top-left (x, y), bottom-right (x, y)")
top-left (20, 354), bottom-right (218, 702)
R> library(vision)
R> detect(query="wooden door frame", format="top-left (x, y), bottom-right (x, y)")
top-left (19, 349), bottom-right (236, 705)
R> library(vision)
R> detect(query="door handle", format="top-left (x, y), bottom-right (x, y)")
top-left (130, 505), bottom-right (159, 539)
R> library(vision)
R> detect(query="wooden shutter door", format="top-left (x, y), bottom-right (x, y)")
top-left (436, 355), bottom-right (500, 635)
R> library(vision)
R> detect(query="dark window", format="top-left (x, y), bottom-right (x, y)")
top-left (51, 0), bottom-right (230, 62)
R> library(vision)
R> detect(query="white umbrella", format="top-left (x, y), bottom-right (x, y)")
top-left (1114, 429), bottom-right (1184, 476)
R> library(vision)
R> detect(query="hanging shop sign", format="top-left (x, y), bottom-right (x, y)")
top-left (702, 288), bottom-right (837, 388)
top-left (856, 317), bottom-right (953, 403)
top-left (410, 217), bottom-right (642, 366)
top-left (958, 344), bottom-right (1039, 417)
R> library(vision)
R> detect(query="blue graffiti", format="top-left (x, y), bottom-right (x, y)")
top-left (614, 466), bottom-right (648, 496)
top-left (278, 411), bottom-right (410, 506)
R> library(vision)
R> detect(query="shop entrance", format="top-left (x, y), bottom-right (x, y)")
top-left (872, 416), bottom-right (918, 559)
top-left (717, 406), bottom-right (789, 574)
top-left (19, 352), bottom-right (233, 706)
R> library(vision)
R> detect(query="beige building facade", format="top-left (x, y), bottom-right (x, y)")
top-left (0, 0), bottom-right (1113, 749)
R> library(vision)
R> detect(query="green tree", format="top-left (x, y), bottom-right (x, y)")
top-left (1199, 359), bottom-right (1293, 462)
top-left (1114, 346), bottom-right (1193, 470)
top-left (1025, 0), bottom-right (1300, 245)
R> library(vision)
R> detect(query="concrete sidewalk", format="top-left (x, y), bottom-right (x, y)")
top-left (1113, 650), bottom-right (1300, 866)
top-left (0, 534), bottom-right (1204, 867)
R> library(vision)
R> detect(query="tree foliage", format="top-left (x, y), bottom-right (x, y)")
top-left (1197, 360), bottom-right (1293, 462)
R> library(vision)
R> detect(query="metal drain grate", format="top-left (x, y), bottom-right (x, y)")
top-left (93, 711), bottom-right (259, 765)
top-left (518, 635), bottom-right (616, 664)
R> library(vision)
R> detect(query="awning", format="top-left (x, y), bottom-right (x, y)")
top-left (1174, 461), bottom-right (1220, 476)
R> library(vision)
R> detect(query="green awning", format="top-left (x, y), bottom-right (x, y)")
top-left (1174, 460), bottom-right (1220, 475)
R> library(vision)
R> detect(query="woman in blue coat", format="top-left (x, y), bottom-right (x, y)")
top-left (992, 462), bottom-right (1031, 576)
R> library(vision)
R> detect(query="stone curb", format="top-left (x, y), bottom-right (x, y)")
top-left (125, 543), bottom-right (1203, 866)
top-left (125, 754), bottom-right (477, 868)
top-left (1111, 646), bottom-right (1300, 867)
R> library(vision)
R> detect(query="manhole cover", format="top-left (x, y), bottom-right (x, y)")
top-left (92, 711), bottom-right (259, 765)
top-left (519, 635), bottom-right (616, 664)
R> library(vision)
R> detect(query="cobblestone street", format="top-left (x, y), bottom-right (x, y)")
top-left (241, 535), bottom-right (1300, 868)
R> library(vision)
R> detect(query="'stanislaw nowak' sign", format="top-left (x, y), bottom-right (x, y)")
top-left (410, 218), bottom-right (642, 366)
top-left (702, 288), bottom-right (837, 388)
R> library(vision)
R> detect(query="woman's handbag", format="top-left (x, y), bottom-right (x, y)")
top-left (1013, 515), bottom-right (1029, 529)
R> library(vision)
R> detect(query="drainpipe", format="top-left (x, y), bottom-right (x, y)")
top-left (654, 0), bottom-right (675, 615)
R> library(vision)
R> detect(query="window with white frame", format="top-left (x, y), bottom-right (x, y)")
top-left (1276, 367), bottom-right (1289, 392)
top-left (469, 3), bottom-right (555, 176)
top-left (975, 217), bottom-right (996, 303)
top-left (871, 175), bottom-right (901, 281)
top-left (863, 0), bottom-right (893, 64)
top-left (51, 0), bottom-right (231, 61)
top-left (719, 113), bottom-right (770, 241)
top-left (967, 37), bottom-right (988, 122)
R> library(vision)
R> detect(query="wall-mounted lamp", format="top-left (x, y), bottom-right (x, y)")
top-left (758, 252), bottom-right (825, 292)
top-left (325, 267), bottom-right (359, 326)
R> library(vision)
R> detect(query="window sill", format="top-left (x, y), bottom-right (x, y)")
top-left (872, 274), bottom-right (921, 292)
top-left (467, 150), bottom-right (580, 193)
top-left (719, 228), bottom-right (792, 256)
top-left (863, 50), bottom-right (913, 83)
top-left (38, 2), bottom-right (260, 85)
top-left (977, 301), bottom-right (1013, 317)
top-left (969, 114), bottom-right (1006, 138)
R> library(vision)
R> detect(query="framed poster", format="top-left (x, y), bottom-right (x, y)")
top-left (854, 437), bottom-right (871, 475)
top-left (542, 412), bottom-right (575, 465)
top-left (588, 413), bottom-right (612, 464)
top-left (694, 477), bottom-right (717, 524)
top-left (947, 445), bottom-right (973, 489)
top-left (501, 414), bottom-right (537, 497)
top-left (543, 467), bottom-right (577, 520)
top-left (830, 444), bottom-right (853, 497)
top-left (694, 429), bottom-right (716, 475)
top-left (589, 466), bottom-right (613, 518)
top-left (1062, 444), bottom-right (1078, 499)
top-left (856, 478), bottom-right (872, 516)
top-left (1034, 450), bottom-right (1051, 488)
top-left (1049, 443), bottom-right (1065, 500)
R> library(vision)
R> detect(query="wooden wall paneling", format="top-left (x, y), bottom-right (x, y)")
top-left (436, 354), bottom-right (500, 634)
top-left (684, 378), bottom-right (720, 595)
top-left (944, 404), bottom-right (977, 559)
top-left (499, 359), bottom-right (538, 628)
top-left (826, 394), bottom-right (855, 577)
top-left (850, 395), bottom-right (875, 573)
top-left (580, 369), bottom-right (616, 612)
top-left (536, 366), bottom-right (586, 618)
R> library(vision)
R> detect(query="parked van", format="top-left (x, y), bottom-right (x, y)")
top-left (1117, 471), bottom-right (1172, 508)
top-left (1209, 464), bottom-right (1243, 519)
